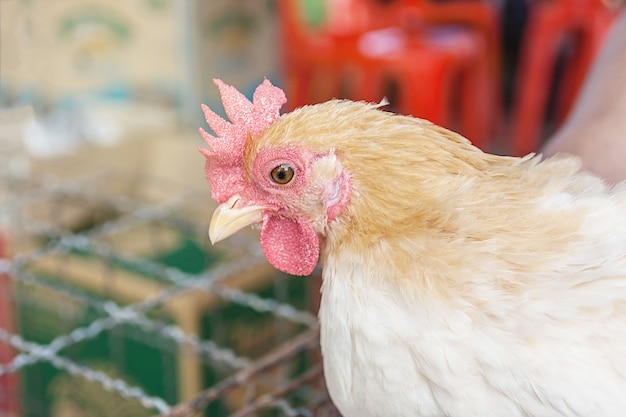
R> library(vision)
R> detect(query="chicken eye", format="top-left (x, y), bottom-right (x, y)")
top-left (270, 164), bottom-right (295, 184)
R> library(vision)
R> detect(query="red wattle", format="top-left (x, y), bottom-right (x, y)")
top-left (260, 216), bottom-right (319, 276)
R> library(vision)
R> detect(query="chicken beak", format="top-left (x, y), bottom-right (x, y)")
top-left (209, 195), bottom-right (265, 244)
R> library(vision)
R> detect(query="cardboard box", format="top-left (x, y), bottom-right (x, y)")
top-left (1, 0), bottom-right (280, 128)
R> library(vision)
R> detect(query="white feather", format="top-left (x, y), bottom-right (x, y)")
top-left (319, 185), bottom-right (626, 417)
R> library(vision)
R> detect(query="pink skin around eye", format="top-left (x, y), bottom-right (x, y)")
top-left (249, 146), bottom-right (350, 276)
top-left (251, 146), bottom-right (313, 200)
top-left (250, 146), bottom-right (319, 276)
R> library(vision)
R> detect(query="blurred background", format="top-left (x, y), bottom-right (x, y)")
top-left (0, 0), bottom-right (621, 416)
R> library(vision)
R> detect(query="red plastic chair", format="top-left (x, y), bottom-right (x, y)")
top-left (277, 0), bottom-right (342, 110)
top-left (277, 0), bottom-right (502, 151)
top-left (345, 23), bottom-right (493, 149)
top-left (372, 0), bottom-right (504, 137)
top-left (0, 233), bottom-right (20, 416)
top-left (510, 0), bottom-right (618, 156)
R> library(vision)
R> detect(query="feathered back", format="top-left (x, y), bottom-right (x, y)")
top-left (250, 99), bottom-right (626, 298)
top-left (255, 100), bottom-right (601, 238)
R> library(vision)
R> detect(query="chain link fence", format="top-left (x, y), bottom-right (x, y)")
top-left (0, 137), bottom-right (339, 417)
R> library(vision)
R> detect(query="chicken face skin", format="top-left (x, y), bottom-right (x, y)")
top-left (209, 143), bottom-right (351, 276)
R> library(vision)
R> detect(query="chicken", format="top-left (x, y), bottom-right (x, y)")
top-left (200, 79), bottom-right (626, 417)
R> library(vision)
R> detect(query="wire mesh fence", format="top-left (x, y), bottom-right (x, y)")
top-left (0, 138), bottom-right (339, 417)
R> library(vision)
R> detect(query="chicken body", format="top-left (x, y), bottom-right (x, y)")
top-left (202, 82), bottom-right (626, 417)
top-left (319, 213), bottom-right (626, 417)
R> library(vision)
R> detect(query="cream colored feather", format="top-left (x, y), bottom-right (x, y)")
top-left (214, 98), bottom-right (626, 417)
top-left (263, 101), bottom-right (626, 417)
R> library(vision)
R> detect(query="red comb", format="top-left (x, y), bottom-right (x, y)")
top-left (199, 78), bottom-right (287, 203)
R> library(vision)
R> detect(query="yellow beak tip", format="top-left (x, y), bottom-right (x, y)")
top-left (208, 197), bottom-right (265, 244)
